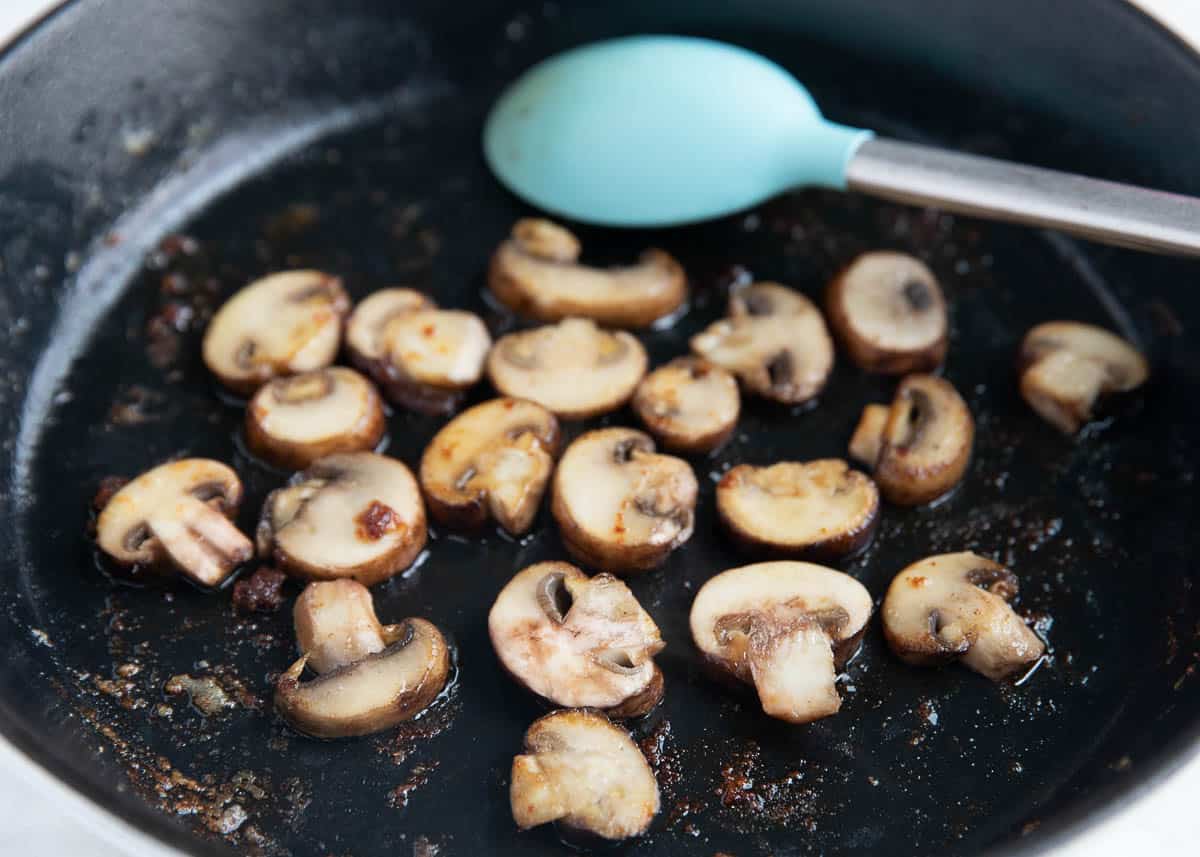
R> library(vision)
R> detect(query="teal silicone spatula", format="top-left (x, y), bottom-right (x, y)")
top-left (484, 35), bottom-right (1200, 255)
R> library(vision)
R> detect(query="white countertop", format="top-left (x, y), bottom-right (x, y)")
top-left (1, 1), bottom-right (1198, 855)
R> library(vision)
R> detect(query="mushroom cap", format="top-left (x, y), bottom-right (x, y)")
top-left (258, 452), bottom-right (427, 586)
top-left (552, 428), bottom-right (698, 574)
top-left (826, 251), bottom-right (948, 374)
top-left (245, 367), bottom-right (386, 470)
top-left (201, 270), bottom-right (350, 395)
top-left (95, 459), bottom-right (252, 588)
top-left (275, 617), bottom-right (449, 738)
top-left (632, 357), bottom-right (740, 454)
top-left (690, 562), bottom-right (872, 723)
top-left (716, 459), bottom-right (880, 560)
top-left (511, 709), bottom-right (660, 839)
top-left (293, 579), bottom-right (400, 675)
top-left (488, 218), bottom-right (687, 328)
top-left (345, 288), bottom-right (435, 366)
top-left (489, 561), bottom-right (665, 715)
top-left (487, 318), bottom-right (648, 420)
top-left (881, 552), bottom-right (1045, 681)
top-left (852, 374), bottom-right (974, 506)
top-left (1018, 321), bottom-right (1149, 434)
top-left (419, 397), bottom-right (560, 535)
top-left (690, 282), bottom-right (834, 404)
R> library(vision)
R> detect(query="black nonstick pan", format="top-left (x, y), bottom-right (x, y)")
top-left (1, 1), bottom-right (1198, 855)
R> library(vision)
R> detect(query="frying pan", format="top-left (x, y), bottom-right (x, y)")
top-left (0, 1), bottom-right (1198, 855)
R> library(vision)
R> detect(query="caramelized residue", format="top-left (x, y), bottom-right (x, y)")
top-left (356, 500), bottom-right (400, 541)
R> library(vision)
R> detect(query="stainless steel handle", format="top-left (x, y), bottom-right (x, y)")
top-left (845, 137), bottom-right (1200, 256)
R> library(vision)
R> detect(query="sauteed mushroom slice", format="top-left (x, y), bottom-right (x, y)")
top-left (690, 562), bottom-right (872, 724)
top-left (487, 318), bottom-right (648, 419)
top-left (690, 282), bottom-right (834, 404)
top-left (826, 251), bottom-right (948, 374)
top-left (1017, 321), bottom-right (1149, 434)
top-left (632, 357), bottom-right (740, 454)
top-left (882, 552), bottom-right (1044, 681)
top-left (245, 367), bottom-right (386, 470)
top-left (511, 709), bottom-right (659, 840)
top-left (275, 616), bottom-right (449, 738)
top-left (488, 218), bottom-right (687, 327)
top-left (202, 270), bottom-right (350, 395)
top-left (717, 460), bottom-right (879, 560)
top-left (257, 452), bottom-right (427, 586)
top-left (344, 288), bottom-right (435, 371)
top-left (293, 579), bottom-right (409, 675)
top-left (95, 459), bottom-right (252, 588)
top-left (372, 308), bottom-right (492, 415)
top-left (848, 374), bottom-right (974, 506)
top-left (552, 428), bottom-right (698, 573)
top-left (420, 398), bottom-right (560, 535)
top-left (489, 561), bottom-right (665, 716)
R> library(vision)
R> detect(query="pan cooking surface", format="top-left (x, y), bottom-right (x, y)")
top-left (6, 12), bottom-right (1200, 857)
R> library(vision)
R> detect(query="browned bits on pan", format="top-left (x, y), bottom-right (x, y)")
top-left (231, 566), bottom-right (287, 613)
top-left (92, 475), bottom-right (130, 512)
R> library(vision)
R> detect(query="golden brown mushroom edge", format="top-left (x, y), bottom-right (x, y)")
top-left (95, 459), bottom-right (253, 588)
top-left (488, 218), bottom-right (688, 328)
top-left (511, 709), bottom-right (660, 840)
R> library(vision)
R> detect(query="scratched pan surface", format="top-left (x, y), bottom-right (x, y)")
top-left (1, 1), bottom-right (1199, 855)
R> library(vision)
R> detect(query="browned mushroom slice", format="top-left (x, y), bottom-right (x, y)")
top-left (344, 287), bottom-right (435, 376)
top-left (716, 460), bottom-right (879, 560)
top-left (690, 282), bottom-right (834, 404)
top-left (245, 367), bottom-right (386, 470)
top-left (95, 459), bottom-right (253, 588)
top-left (1017, 321), bottom-right (1149, 434)
top-left (826, 252), bottom-right (948, 374)
top-left (489, 561), bottom-right (664, 716)
top-left (275, 617), bottom-right (449, 738)
top-left (419, 398), bottom-right (560, 535)
top-left (881, 552), bottom-right (1045, 681)
top-left (257, 452), bottom-right (427, 586)
top-left (552, 428), bottom-right (698, 573)
top-left (511, 709), bottom-right (659, 840)
top-left (848, 374), bottom-right (974, 506)
top-left (293, 579), bottom-right (409, 675)
top-left (690, 562), bottom-right (872, 724)
top-left (202, 270), bottom-right (350, 395)
top-left (487, 318), bottom-right (648, 419)
top-left (488, 218), bottom-right (687, 328)
top-left (631, 357), bottom-right (740, 454)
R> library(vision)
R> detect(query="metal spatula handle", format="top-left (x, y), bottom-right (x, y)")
top-left (846, 138), bottom-right (1200, 256)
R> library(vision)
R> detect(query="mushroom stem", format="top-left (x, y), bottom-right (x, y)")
top-left (749, 622), bottom-right (841, 723)
top-left (153, 504), bottom-right (253, 587)
top-left (510, 756), bottom-right (568, 829)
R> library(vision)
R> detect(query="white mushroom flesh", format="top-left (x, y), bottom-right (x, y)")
top-left (488, 562), bottom-right (663, 710)
top-left (96, 459), bottom-right (252, 587)
top-left (882, 552), bottom-right (1045, 681)
top-left (632, 357), bottom-right (740, 452)
top-left (488, 318), bottom-right (648, 419)
top-left (345, 288), bottom-right (434, 363)
top-left (202, 270), bottom-right (349, 393)
top-left (690, 562), bottom-right (872, 723)
top-left (511, 709), bottom-right (659, 839)
top-left (382, 309), bottom-right (491, 389)
top-left (848, 403), bottom-right (890, 467)
top-left (293, 579), bottom-right (400, 675)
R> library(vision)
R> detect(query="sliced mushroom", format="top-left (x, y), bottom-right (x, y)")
top-left (511, 709), bottom-right (659, 840)
top-left (344, 288), bottom-right (435, 371)
top-left (716, 460), bottom-right (879, 560)
top-left (95, 459), bottom-right (252, 588)
top-left (275, 616), bottom-right (449, 738)
top-left (881, 552), bottom-right (1045, 681)
top-left (1017, 321), bottom-right (1149, 434)
top-left (631, 357), bottom-right (740, 454)
top-left (419, 398), bottom-right (560, 535)
top-left (487, 318), bottom-right (648, 419)
top-left (245, 367), bottom-right (386, 470)
top-left (847, 374), bottom-right (974, 506)
top-left (489, 561), bottom-right (664, 716)
top-left (488, 218), bottom-right (687, 328)
top-left (552, 428), bottom-right (698, 573)
top-left (691, 282), bottom-right (834, 404)
top-left (369, 308), bottom-right (492, 414)
top-left (293, 579), bottom-right (408, 675)
top-left (257, 452), bottom-right (427, 586)
top-left (202, 270), bottom-right (350, 395)
top-left (690, 562), bottom-right (872, 724)
top-left (826, 252), bottom-right (948, 374)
